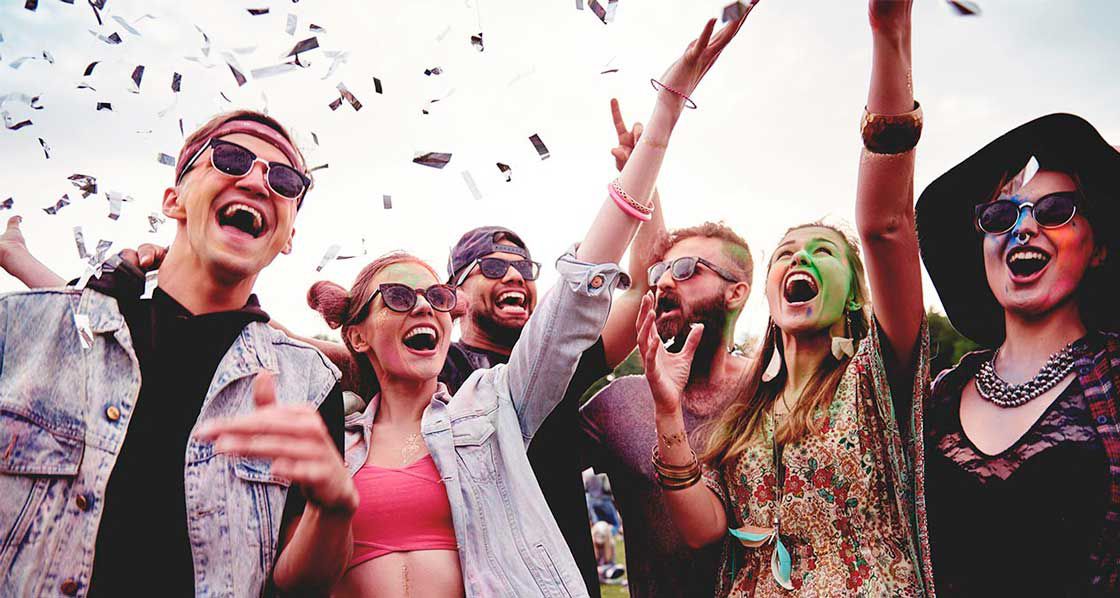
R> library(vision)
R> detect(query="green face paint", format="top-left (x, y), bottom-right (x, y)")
top-left (767, 227), bottom-right (854, 335)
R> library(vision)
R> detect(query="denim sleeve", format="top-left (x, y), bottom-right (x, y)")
top-left (504, 247), bottom-right (629, 441)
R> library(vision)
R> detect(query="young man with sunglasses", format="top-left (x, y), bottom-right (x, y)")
top-left (579, 222), bottom-right (753, 598)
top-left (0, 110), bottom-right (355, 597)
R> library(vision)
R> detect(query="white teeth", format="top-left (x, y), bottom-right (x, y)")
top-left (404, 326), bottom-right (436, 340)
top-left (497, 291), bottom-right (526, 305)
top-left (1009, 250), bottom-right (1048, 262)
top-left (222, 203), bottom-right (263, 233)
top-left (785, 272), bottom-right (816, 289)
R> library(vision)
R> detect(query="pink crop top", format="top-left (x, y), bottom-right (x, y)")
top-left (347, 454), bottom-right (458, 570)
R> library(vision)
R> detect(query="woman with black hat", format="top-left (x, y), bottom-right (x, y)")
top-left (916, 113), bottom-right (1120, 595)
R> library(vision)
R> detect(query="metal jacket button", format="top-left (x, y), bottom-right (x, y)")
top-left (105, 405), bottom-right (121, 421)
top-left (1097, 415), bottom-right (1109, 425)
top-left (589, 275), bottom-right (604, 289)
top-left (75, 494), bottom-right (90, 511)
top-left (60, 579), bottom-right (79, 595)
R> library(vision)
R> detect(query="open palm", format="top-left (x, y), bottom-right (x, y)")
top-left (656, 7), bottom-right (754, 110)
top-left (636, 293), bottom-right (704, 414)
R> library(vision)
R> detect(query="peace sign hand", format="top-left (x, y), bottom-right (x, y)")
top-left (636, 293), bottom-right (704, 416)
top-left (609, 98), bottom-right (644, 171)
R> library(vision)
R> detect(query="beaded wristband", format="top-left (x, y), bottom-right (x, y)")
top-left (860, 101), bottom-right (923, 154)
top-left (608, 181), bottom-right (653, 222)
top-left (611, 179), bottom-right (653, 215)
top-left (650, 78), bottom-right (698, 110)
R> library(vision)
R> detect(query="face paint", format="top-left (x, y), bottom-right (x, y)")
top-left (766, 227), bottom-right (852, 337)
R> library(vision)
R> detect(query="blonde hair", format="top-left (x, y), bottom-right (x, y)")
top-left (700, 222), bottom-right (870, 466)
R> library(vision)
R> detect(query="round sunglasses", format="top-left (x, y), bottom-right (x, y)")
top-left (176, 138), bottom-right (311, 200)
top-left (456, 257), bottom-right (541, 286)
top-left (975, 192), bottom-right (1079, 235)
top-left (647, 256), bottom-right (741, 287)
top-left (351, 283), bottom-right (457, 323)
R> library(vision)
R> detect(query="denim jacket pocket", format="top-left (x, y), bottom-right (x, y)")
top-left (0, 408), bottom-right (84, 574)
top-left (231, 458), bottom-right (291, 574)
top-left (452, 418), bottom-right (497, 483)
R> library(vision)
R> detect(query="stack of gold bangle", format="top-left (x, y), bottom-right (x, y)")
top-left (652, 446), bottom-right (702, 491)
top-left (860, 101), bottom-right (923, 155)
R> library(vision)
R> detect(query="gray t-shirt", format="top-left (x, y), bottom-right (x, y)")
top-left (580, 375), bottom-right (725, 598)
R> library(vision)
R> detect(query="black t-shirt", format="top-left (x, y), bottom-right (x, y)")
top-left (83, 264), bottom-right (344, 597)
top-left (441, 339), bottom-right (611, 598)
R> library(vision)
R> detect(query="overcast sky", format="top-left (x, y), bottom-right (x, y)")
top-left (2, 0), bottom-right (1118, 343)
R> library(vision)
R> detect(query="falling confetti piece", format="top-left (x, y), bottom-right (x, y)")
top-left (251, 61), bottom-right (301, 79)
top-left (412, 152), bottom-right (452, 169)
top-left (89, 30), bottom-right (123, 45)
top-left (25, 0), bottom-right (38, 10)
top-left (68, 174), bottom-right (98, 197)
top-left (227, 63), bottom-right (247, 86)
top-left (575, 0), bottom-right (584, 9)
top-left (286, 14), bottom-right (297, 35)
top-left (470, 33), bottom-right (484, 52)
top-left (529, 134), bottom-right (551, 160)
top-left (462, 171), bottom-right (482, 200)
top-left (157, 153), bottom-right (176, 166)
top-left (721, 1), bottom-right (746, 22)
top-left (337, 82), bottom-right (362, 111)
top-left (424, 67), bottom-right (443, 76)
top-left (171, 72), bottom-right (182, 92)
top-left (373, 77), bottom-right (383, 94)
top-left (308, 163), bottom-right (329, 173)
top-left (74, 313), bottom-right (94, 350)
top-left (96, 101), bottom-right (112, 111)
top-left (328, 97), bottom-right (343, 111)
top-left (0, 198), bottom-right (14, 210)
top-left (947, 0), bottom-right (981, 15)
top-left (1, 111), bottom-right (33, 130)
top-left (141, 271), bottom-right (158, 299)
top-left (43, 194), bottom-right (70, 215)
top-left (320, 50), bottom-right (349, 80)
top-left (39, 137), bottom-right (51, 158)
top-left (148, 212), bottom-right (165, 233)
top-left (600, 68), bottom-right (619, 75)
top-left (247, 8), bottom-right (270, 15)
top-left (129, 65), bottom-right (145, 91)
top-left (316, 244), bottom-right (341, 271)
top-left (589, 0), bottom-right (607, 23)
top-left (309, 24), bottom-right (327, 33)
top-left (286, 36), bottom-right (319, 57)
top-left (497, 162), bottom-right (512, 182)
top-left (382, 194), bottom-right (392, 209)
top-left (83, 61), bottom-right (99, 76)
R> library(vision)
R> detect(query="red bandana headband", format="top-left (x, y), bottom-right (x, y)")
top-left (175, 119), bottom-right (305, 183)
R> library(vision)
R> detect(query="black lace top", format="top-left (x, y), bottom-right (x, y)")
top-left (925, 353), bottom-right (1110, 597)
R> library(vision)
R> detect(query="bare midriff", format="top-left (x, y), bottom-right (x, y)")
top-left (332, 550), bottom-right (465, 598)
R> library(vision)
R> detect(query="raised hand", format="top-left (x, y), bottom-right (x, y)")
top-left (610, 98), bottom-right (644, 171)
top-left (0, 216), bottom-right (28, 268)
top-left (196, 372), bottom-right (358, 514)
top-left (636, 293), bottom-right (704, 415)
top-left (655, 12), bottom-right (751, 111)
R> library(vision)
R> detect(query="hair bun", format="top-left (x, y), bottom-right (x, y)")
top-left (307, 280), bottom-right (351, 329)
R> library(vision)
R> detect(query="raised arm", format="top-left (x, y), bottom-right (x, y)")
top-left (638, 294), bottom-right (727, 547)
top-left (602, 98), bottom-right (669, 368)
top-left (506, 17), bottom-right (749, 439)
top-left (855, 0), bottom-right (924, 362)
top-left (0, 217), bottom-right (66, 288)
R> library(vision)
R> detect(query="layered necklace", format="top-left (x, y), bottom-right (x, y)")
top-left (975, 341), bottom-right (1078, 408)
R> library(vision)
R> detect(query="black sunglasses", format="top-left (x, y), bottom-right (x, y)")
top-left (176, 138), bottom-right (311, 201)
top-left (975, 192), bottom-right (1080, 235)
top-left (351, 283), bottom-right (457, 322)
top-left (648, 256), bottom-right (741, 287)
top-left (457, 257), bottom-right (541, 286)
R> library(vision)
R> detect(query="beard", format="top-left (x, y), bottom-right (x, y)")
top-left (656, 291), bottom-right (730, 382)
top-left (471, 306), bottom-right (525, 349)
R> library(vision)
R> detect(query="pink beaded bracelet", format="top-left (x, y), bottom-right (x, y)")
top-left (650, 78), bottom-right (698, 110)
top-left (608, 181), bottom-right (653, 222)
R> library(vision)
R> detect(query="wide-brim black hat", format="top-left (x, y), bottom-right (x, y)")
top-left (916, 113), bottom-right (1120, 347)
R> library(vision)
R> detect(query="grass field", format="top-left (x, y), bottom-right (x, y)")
top-left (599, 536), bottom-right (629, 598)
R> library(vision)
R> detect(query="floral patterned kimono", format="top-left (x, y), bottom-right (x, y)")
top-left (704, 321), bottom-right (935, 597)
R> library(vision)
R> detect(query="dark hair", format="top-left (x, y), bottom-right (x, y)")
top-left (307, 252), bottom-right (441, 398)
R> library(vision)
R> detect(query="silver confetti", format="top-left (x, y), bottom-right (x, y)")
top-left (529, 134), bottom-right (550, 160)
top-left (73, 313), bottom-right (94, 350)
top-left (141, 271), bottom-right (158, 299)
top-left (316, 244), bottom-right (341, 272)
top-left (157, 153), bottom-right (176, 166)
top-left (0, 198), bottom-right (13, 210)
top-left (286, 14), bottom-right (297, 35)
top-left (462, 171), bottom-right (482, 201)
top-left (147, 212), bottom-right (165, 233)
top-left (382, 195), bottom-right (392, 209)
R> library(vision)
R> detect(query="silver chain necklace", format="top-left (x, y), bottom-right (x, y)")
top-left (975, 342), bottom-right (1078, 408)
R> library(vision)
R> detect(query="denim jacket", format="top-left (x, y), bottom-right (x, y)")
top-left (343, 250), bottom-right (627, 598)
top-left (0, 284), bottom-right (340, 597)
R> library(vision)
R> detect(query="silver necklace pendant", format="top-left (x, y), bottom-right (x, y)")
top-left (975, 342), bottom-right (1078, 408)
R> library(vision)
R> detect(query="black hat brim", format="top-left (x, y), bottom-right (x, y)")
top-left (916, 113), bottom-right (1120, 347)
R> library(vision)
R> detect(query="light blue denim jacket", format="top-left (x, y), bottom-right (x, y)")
top-left (0, 283), bottom-right (340, 597)
top-left (343, 250), bottom-right (627, 598)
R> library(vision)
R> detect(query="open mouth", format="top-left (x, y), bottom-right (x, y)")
top-left (656, 295), bottom-right (681, 316)
top-left (783, 271), bottom-right (819, 304)
top-left (217, 202), bottom-right (266, 239)
top-left (495, 290), bottom-right (527, 313)
top-left (1006, 246), bottom-right (1051, 279)
top-left (402, 325), bottom-right (438, 352)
